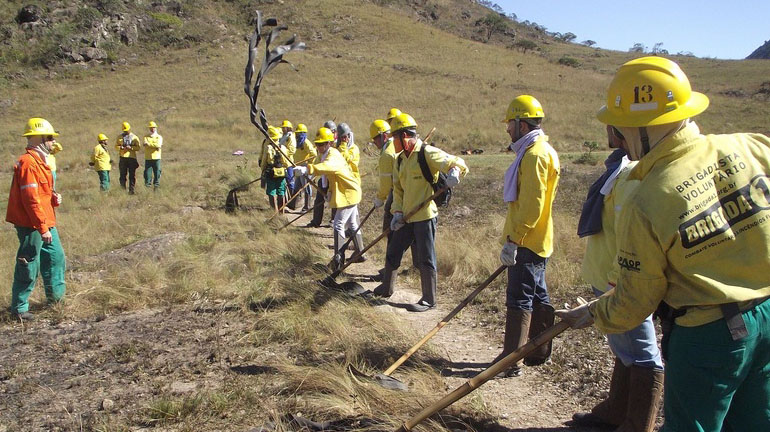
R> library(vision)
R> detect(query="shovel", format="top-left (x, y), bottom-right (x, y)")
top-left (395, 320), bottom-right (571, 432)
top-left (320, 185), bottom-right (449, 287)
top-left (326, 205), bottom-right (377, 268)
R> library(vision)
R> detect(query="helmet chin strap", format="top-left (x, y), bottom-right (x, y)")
top-left (639, 126), bottom-right (650, 157)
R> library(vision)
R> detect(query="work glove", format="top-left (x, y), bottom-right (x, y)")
top-left (52, 192), bottom-right (62, 207)
top-left (373, 197), bottom-right (384, 208)
top-left (291, 165), bottom-right (307, 176)
top-left (500, 241), bottom-right (517, 266)
top-left (390, 212), bottom-right (405, 231)
top-left (445, 166), bottom-right (461, 188)
top-left (555, 298), bottom-right (597, 329)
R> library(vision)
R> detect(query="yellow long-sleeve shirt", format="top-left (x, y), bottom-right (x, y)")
top-left (280, 131), bottom-right (297, 163)
top-left (500, 135), bottom-right (560, 258)
top-left (581, 161), bottom-right (638, 291)
top-left (115, 133), bottom-right (141, 158)
top-left (377, 139), bottom-right (397, 201)
top-left (307, 147), bottom-right (361, 208)
top-left (338, 142), bottom-right (361, 182)
top-left (143, 133), bottom-right (163, 160)
top-left (294, 139), bottom-right (317, 165)
top-left (91, 144), bottom-right (111, 171)
top-left (591, 122), bottom-right (770, 331)
top-left (392, 140), bottom-right (468, 222)
top-left (46, 142), bottom-right (63, 172)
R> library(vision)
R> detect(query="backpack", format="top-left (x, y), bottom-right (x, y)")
top-left (399, 144), bottom-right (452, 207)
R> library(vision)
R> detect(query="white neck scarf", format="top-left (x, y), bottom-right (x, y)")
top-left (503, 129), bottom-right (544, 203)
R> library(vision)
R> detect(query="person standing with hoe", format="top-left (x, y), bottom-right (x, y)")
top-left (557, 56), bottom-right (770, 432)
top-left (116, 121), bottom-right (141, 194)
top-left (292, 127), bottom-right (362, 270)
top-left (373, 113), bottom-right (468, 312)
top-left (293, 123), bottom-right (316, 211)
top-left (6, 118), bottom-right (67, 321)
top-left (143, 121), bottom-right (163, 190)
top-left (495, 95), bottom-right (560, 377)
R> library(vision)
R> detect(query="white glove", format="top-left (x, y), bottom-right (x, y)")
top-left (390, 212), bottom-right (405, 231)
top-left (373, 197), bottom-right (384, 208)
top-left (500, 241), bottom-right (517, 266)
top-left (52, 192), bottom-right (62, 207)
top-left (292, 165), bottom-right (307, 176)
top-left (555, 300), bottom-right (597, 329)
top-left (445, 166), bottom-right (461, 188)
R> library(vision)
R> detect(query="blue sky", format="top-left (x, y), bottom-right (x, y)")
top-left (494, 0), bottom-right (770, 59)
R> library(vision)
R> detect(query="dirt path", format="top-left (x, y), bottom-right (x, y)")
top-left (295, 208), bottom-right (592, 431)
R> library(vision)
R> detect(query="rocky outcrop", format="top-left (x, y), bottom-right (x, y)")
top-left (747, 40), bottom-right (770, 59)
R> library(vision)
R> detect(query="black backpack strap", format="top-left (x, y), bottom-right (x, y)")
top-left (417, 145), bottom-right (435, 186)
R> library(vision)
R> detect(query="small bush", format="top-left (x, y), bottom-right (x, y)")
top-left (74, 7), bottom-right (103, 30)
top-left (149, 12), bottom-right (183, 28)
top-left (574, 140), bottom-right (599, 165)
top-left (558, 56), bottom-right (581, 68)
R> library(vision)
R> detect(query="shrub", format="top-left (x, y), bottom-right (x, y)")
top-left (574, 141), bottom-right (599, 165)
top-left (74, 7), bottom-right (103, 30)
top-left (558, 56), bottom-right (581, 68)
top-left (149, 12), bottom-right (183, 28)
top-left (512, 38), bottom-right (538, 54)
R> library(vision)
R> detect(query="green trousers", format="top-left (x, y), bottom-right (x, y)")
top-left (97, 170), bottom-right (110, 191)
top-left (144, 159), bottom-right (161, 187)
top-left (10, 227), bottom-right (67, 313)
top-left (662, 299), bottom-right (770, 431)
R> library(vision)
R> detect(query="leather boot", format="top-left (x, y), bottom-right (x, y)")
top-left (331, 231), bottom-right (347, 271)
top-left (524, 302), bottom-right (555, 366)
top-left (614, 366), bottom-right (664, 432)
top-left (372, 264), bottom-right (396, 298)
top-left (571, 357), bottom-right (630, 428)
top-left (350, 232), bottom-right (367, 263)
top-left (492, 308), bottom-right (531, 378)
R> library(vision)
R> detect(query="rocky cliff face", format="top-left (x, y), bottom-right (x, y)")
top-left (747, 40), bottom-right (770, 59)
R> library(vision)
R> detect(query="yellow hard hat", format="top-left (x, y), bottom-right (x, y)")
top-left (148, 121), bottom-right (157, 128)
top-left (267, 126), bottom-right (282, 141)
top-left (295, 123), bottom-right (308, 133)
top-left (281, 119), bottom-right (293, 129)
top-left (22, 118), bottom-right (59, 137)
top-left (391, 113), bottom-right (417, 133)
top-left (314, 127), bottom-right (335, 144)
top-left (122, 121), bottom-right (131, 132)
top-left (502, 95), bottom-right (545, 123)
top-left (97, 133), bottom-right (109, 142)
top-left (370, 119), bottom-right (391, 140)
top-left (597, 56), bottom-right (709, 127)
top-left (386, 108), bottom-right (402, 121)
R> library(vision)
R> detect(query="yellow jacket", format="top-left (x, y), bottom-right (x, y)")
top-left (280, 131), bottom-right (297, 163)
top-left (294, 139), bottom-right (317, 165)
top-left (591, 122), bottom-right (770, 331)
top-left (377, 139), bottom-right (397, 201)
top-left (115, 133), bottom-right (141, 158)
top-left (338, 142), bottom-right (361, 182)
top-left (46, 142), bottom-right (62, 172)
top-left (501, 135), bottom-right (560, 258)
top-left (581, 163), bottom-right (638, 291)
top-left (392, 140), bottom-right (469, 222)
top-left (143, 133), bottom-right (163, 160)
top-left (307, 147), bottom-right (361, 208)
top-left (91, 144), bottom-right (111, 171)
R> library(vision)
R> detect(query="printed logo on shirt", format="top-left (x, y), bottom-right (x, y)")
top-left (618, 255), bottom-right (641, 272)
top-left (679, 174), bottom-right (770, 249)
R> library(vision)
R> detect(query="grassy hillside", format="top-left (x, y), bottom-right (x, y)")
top-left (1, 0), bottom-right (769, 430)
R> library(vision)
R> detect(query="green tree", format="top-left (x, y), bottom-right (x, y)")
top-left (479, 12), bottom-right (508, 42)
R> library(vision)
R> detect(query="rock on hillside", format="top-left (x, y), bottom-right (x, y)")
top-left (747, 39), bottom-right (770, 59)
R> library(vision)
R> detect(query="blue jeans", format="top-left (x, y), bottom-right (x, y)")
top-left (506, 247), bottom-right (549, 310)
top-left (593, 287), bottom-right (663, 369)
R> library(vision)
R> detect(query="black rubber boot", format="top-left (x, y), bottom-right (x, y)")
top-left (524, 302), bottom-right (555, 366)
top-left (492, 308), bottom-right (531, 378)
top-left (373, 264), bottom-right (396, 298)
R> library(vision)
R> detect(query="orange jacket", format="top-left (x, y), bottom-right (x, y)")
top-left (6, 149), bottom-right (57, 234)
